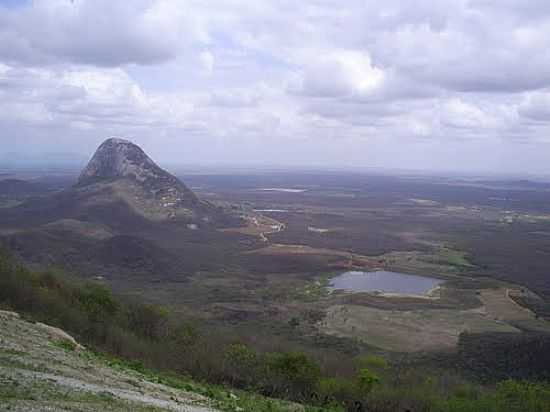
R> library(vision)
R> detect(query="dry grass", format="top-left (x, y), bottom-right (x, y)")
top-left (319, 303), bottom-right (520, 352)
top-left (479, 288), bottom-right (550, 332)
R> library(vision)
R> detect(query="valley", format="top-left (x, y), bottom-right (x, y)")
top-left (2, 155), bottom-right (550, 367)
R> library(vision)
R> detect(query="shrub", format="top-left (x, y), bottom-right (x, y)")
top-left (224, 343), bottom-right (260, 388)
top-left (356, 368), bottom-right (380, 395)
top-left (126, 303), bottom-right (168, 340)
top-left (265, 352), bottom-right (321, 399)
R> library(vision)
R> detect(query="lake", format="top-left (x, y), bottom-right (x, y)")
top-left (329, 270), bottom-right (442, 295)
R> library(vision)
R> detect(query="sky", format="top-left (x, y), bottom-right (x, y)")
top-left (1, 0), bottom-right (550, 175)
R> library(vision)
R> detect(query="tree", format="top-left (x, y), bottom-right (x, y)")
top-left (225, 343), bottom-right (259, 387)
top-left (265, 352), bottom-right (321, 399)
top-left (126, 303), bottom-right (168, 340)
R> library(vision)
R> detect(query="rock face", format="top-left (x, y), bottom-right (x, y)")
top-left (78, 138), bottom-right (202, 214)
top-left (80, 138), bottom-right (172, 185)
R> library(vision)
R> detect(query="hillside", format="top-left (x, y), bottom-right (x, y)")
top-left (0, 311), bottom-right (219, 412)
top-left (2, 249), bottom-right (550, 412)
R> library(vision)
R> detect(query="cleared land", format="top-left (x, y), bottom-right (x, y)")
top-left (319, 303), bottom-right (520, 352)
top-left (220, 213), bottom-right (284, 241)
top-left (319, 286), bottom-right (550, 352)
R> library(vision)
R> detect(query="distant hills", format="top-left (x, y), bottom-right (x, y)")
top-left (0, 179), bottom-right (45, 195)
top-left (0, 152), bottom-right (89, 169)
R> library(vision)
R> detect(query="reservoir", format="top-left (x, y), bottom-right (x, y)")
top-left (329, 270), bottom-right (442, 295)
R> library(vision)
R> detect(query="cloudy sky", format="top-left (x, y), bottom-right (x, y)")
top-left (1, 0), bottom-right (550, 174)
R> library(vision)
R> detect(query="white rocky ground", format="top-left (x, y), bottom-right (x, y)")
top-left (0, 311), bottom-right (220, 412)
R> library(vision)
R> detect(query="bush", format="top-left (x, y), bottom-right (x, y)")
top-left (224, 343), bottom-right (260, 388)
top-left (78, 283), bottom-right (119, 322)
top-left (317, 377), bottom-right (357, 406)
top-left (356, 368), bottom-right (380, 395)
top-left (126, 303), bottom-right (168, 340)
top-left (265, 352), bottom-right (321, 399)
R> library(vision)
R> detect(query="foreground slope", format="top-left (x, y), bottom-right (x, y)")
top-left (0, 311), bottom-right (219, 412)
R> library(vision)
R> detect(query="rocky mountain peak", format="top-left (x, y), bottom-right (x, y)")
top-left (78, 138), bottom-right (163, 185)
top-left (77, 138), bottom-right (201, 211)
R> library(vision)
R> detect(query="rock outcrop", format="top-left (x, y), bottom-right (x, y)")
top-left (78, 138), bottom-right (201, 212)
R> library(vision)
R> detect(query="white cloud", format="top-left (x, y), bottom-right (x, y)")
top-left (199, 51), bottom-right (215, 75)
top-left (441, 99), bottom-right (498, 129)
top-left (0, 0), bottom-right (192, 66)
top-left (1, 0), bottom-right (550, 173)
top-left (519, 90), bottom-right (550, 122)
top-left (296, 50), bottom-right (384, 98)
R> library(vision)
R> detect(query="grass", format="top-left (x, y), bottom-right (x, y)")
top-left (90, 351), bottom-right (343, 412)
top-left (320, 304), bottom-right (520, 352)
top-left (53, 340), bottom-right (78, 352)
top-left (419, 247), bottom-right (474, 270)
top-left (1, 344), bottom-right (335, 411)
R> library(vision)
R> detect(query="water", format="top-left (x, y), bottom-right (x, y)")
top-left (329, 270), bottom-right (442, 295)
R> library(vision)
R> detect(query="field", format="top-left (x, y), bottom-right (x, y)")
top-left (320, 303), bottom-right (520, 352)
top-left (179, 171), bottom-right (550, 357)
top-left (319, 285), bottom-right (550, 353)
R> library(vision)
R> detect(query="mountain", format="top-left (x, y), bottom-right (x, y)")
top-left (76, 138), bottom-right (209, 222)
top-left (1, 138), bottom-right (234, 227)
top-left (78, 138), bottom-right (199, 204)
top-left (0, 138), bottom-right (247, 280)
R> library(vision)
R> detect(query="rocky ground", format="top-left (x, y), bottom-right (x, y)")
top-left (0, 310), bottom-right (220, 412)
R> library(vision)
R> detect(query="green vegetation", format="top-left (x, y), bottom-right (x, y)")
top-left (88, 351), bottom-right (338, 412)
top-left (298, 273), bottom-right (333, 301)
top-left (53, 339), bottom-right (78, 352)
top-left (420, 247), bottom-right (474, 270)
top-left (2, 249), bottom-right (550, 411)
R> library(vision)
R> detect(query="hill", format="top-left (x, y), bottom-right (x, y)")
top-left (0, 138), bottom-right (246, 280)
